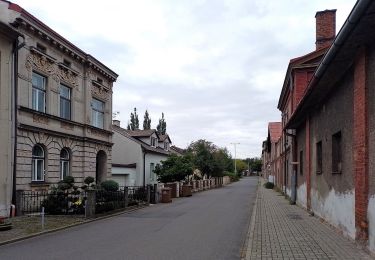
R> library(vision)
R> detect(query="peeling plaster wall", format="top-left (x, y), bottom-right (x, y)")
top-left (297, 182), bottom-right (307, 209)
top-left (368, 196), bottom-right (375, 252)
top-left (286, 187), bottom-right (291, 197)
top-left (311, 188), bottom-right (355, 239)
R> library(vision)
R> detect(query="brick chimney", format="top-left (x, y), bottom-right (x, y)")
top-left (113, 120), bottom-right (120, 127)
top-left (315, 9), bottom-right (336, 50)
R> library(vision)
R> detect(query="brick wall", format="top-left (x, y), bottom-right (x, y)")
top-left (353, 47), bottom-right (369, 241)
top-left (315, 10), bottom-right (336, 50)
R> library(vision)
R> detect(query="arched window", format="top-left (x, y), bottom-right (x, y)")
top-left (60, 148), bottom-right (70, 180)
top-left (32, 145), bottom-right (45, 181)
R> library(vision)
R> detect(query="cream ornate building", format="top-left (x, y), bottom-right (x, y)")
top-left (0, 1), bottom-right (118, 216)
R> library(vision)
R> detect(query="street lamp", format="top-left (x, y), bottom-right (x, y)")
top-left (230, 143), bottom-right (240, 174)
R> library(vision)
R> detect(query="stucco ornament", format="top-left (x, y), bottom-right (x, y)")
top-left (58, 68), bottom-right (79, 87)
top-left (91, 84), bottom-right (110, 101)
top-left (25, 54), bottom-right (56, 75)
top-left (26, 53), bottom-right (79, 87)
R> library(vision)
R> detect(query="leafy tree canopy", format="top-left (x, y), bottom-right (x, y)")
top-left (186, 140), bottom-right (232, 178)
top-left (154, 154), bottom-right (193, 183)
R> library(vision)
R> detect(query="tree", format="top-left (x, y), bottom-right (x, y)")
top-left (156, 112), bottom-right (167, 135)
top-left (186, 139), bottom-right (217, 178)
top-left (143, 110), bottom-right (151, 130)
top-left (234, 159), bottom-right (248, 174)
top-left (154, 154), bottom-right (193, 183)
top-left (245, 157), bottom-right (262, 172)
top-left (212, 148), bottom-right (233, 176)
top-left (127, 107), bottom-right (139, 130)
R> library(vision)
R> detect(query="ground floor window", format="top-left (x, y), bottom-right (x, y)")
top-left (60, 148), bottom-right (70, 180)
top-left (32, 144), bottom-right (45, 181)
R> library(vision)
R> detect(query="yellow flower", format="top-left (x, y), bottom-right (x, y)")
top-left (73, 200), bottom-right (82, 206)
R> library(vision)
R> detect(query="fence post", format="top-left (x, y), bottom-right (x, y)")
top-left (147, 185), bottom-right (151, 204)
top-left (124, 187), bottom-right (129, 207)
top-left (16, 190), bottom-right (24, 216)
top-left (85, 190), bottom-right (96, 218)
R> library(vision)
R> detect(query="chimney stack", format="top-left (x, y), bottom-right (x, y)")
top-left (315, 9), bottom-right (336, 50)
top-left (113, 120), bottom-right (120, 127)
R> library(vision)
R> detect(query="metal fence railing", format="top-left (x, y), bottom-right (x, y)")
top-left (17, 185), bottom-right (153, 216)
top-left (95, 190), bottom-right (126, 214)
top-left (127, 186), bottom-right (148, 206)
top-left (17, 190), bottom-right (86, 215)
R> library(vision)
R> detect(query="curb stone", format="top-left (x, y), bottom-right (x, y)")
top-left (240, 178), bottom-right (259, 259)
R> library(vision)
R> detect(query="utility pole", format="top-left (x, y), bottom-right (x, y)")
top-left (230, 143), bottom-right (240, 174)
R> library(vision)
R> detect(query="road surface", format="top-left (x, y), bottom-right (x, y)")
top-left (0, 177), bottom-right (258, 260)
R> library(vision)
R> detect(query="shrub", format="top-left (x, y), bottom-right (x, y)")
top-left (84, 176), bottom-right (95, 185)
top-left (100, 180), bottom-right (119, 191)
top-left (63, 176), bottom-right (75, 184)
top-left (224, 171), bottom-right (239, 182)
top-left (263, 182), bottom-right (274, 189)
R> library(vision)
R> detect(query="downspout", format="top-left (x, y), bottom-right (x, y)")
top-left (11, 36), bottom-right (25, 210)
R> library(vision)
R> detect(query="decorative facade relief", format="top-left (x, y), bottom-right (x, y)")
top-left (58, 65), bottom-right (79, 87)
top-left (60, 122), bottom-right (74, 131)
top-left (33, 114), bottom-right (49, 125)
top-left (91, 84), bottom-right (110, 101)
top-left (25, 53), bottom-right (79, 87)
top-left (26, 54), bottom-right (57, 79)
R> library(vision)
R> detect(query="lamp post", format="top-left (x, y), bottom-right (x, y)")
top-left (230, 143), bottom-right (240, 174)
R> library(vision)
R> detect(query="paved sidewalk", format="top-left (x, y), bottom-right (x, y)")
top-left (243, 181), bottom-right (373, 260)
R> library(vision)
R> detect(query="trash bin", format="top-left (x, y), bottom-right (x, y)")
top-left (181, 185), bottom-right (192, 197)
top-left (161, 188), bottom-right (172, 203)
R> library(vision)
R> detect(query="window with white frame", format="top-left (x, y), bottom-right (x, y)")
top-left (32, 144), bottom-right (45, 181)
top-left (60, 148), bottom-right (70, 180)
top-left (164, 142), bottom-right (169, 151)
top-left (92, 98), bottom-right (104, 128)
top-left (60, 84), bottom-right (71, 120)
top-left (32, 72), bottom-right (46, 113)
top-left (151, 137), bottom-right (157, 147)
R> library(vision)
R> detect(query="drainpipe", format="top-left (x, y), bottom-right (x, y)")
top-left (11, 36), bottom-right (25, 211)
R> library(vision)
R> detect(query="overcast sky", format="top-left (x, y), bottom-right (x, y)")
top-left (16, 0), bottom-right (357, 159)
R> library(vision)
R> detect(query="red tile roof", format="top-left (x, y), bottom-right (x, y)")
top-left (268, 122), bottom-right (282, 143)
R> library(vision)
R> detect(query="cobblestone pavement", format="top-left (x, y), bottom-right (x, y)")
top-left (244, 181), bottom-right (374, 260)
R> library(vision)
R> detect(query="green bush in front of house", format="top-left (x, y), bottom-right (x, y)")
top-left (100, 180), bottom-right (119, 192)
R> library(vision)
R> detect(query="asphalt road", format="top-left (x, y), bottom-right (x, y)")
top-left (0, 177), bottom-right (258, 260)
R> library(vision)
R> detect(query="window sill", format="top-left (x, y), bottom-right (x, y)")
top-left (332, 171), bottom-right (342, 175)
top-left (316, 171), bottom-right (323, 175)
top-left (30, 181), bottom-right (50, 187)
